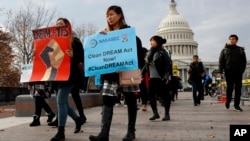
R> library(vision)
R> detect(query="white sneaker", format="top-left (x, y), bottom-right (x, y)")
top-left (123, 104), bottom-right (127, 108)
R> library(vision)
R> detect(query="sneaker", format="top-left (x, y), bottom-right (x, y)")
top-left (234, 106), bottom-right (243, 112)
top-left (123, 104), bottom-right (127, 108)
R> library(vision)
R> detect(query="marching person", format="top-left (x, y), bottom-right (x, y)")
top-left (188, 55), bottom-right (206, 106)
top-left (50, 18), bottom-right (84, 141)
top-left (146, 35), bottom-right (172, 121)
top-left (217, 34), bottom-right (247, 111)
top-left (140, 47), bottom-right (149, 111)
top-left (89, 5), bottom-right (143, 141)
top-left (28, 82), bottom-right (55, 127)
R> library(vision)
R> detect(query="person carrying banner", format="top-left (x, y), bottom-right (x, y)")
top-left (89, 5), bottom-right (144, 141)
top-left (50, 18), bottom-right (84, 141)
top-left (48, 31), bottom-right (87, 127)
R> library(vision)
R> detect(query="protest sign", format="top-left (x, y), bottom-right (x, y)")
top-left (29, 26), bottom-right (71, 82)
top-left (20, 63), bottom-right (33, 83)
top-left (83, 27), bottom-right (138, 76)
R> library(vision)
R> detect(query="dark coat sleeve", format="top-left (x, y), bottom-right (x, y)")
top-left (136, 36), bottom-right (144, 69)
top-left (241, 48), bottom-right (247, 73)
top-left (69, 37), bottom-right (84, 83)
top-left (218, 49), bottom-right (225, 73)
top-left (155, 48), bottom-right (171, 80)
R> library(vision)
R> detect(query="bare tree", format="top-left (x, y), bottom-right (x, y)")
top-left (8, 2), bottom-right (57, 65)
top-left (74, 23), bottom-right (98, 41)
top-left (73, 23), bottom-right (99, 91)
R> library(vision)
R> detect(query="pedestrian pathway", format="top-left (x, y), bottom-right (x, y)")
top-left (0, 92), bottom-right (250, 141)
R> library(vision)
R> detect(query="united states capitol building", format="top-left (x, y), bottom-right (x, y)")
top-left (157, 0), bottom-right (250, 88)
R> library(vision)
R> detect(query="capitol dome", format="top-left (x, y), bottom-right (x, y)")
top-left (157, 0), bottom-right (198, 61)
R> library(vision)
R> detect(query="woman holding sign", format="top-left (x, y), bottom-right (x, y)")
top-left (50, 18), bottom-right (84, 141)
top-left (89, 5), bottom-right (143, 141)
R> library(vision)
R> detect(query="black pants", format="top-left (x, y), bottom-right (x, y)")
top-left (192, 80), bottom-right (203, 104)
top-left (139, 79), bottom-right (148, 105)
top-left (148, 78), bottom-right (171, 111)
top-left (123, 92), bottom-right (137, 109)
top-left (34, 96), bottom-right (53, 116)
top-left (225, 71), bottom-right (243, 107)
top-left (171, 77), bottom-right (178, 100)
top-left (71, 84), bottom-right (84, 117)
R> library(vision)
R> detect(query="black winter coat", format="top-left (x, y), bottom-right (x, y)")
top-left (147, 47), bottom-right (172, 80)
top-left (68, 37), bottom-right (84, 84)
top-left (219, 44), bottom-right (246, 74)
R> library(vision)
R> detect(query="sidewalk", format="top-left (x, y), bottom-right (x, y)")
top-left (0, 92), bottom-right (250, 141)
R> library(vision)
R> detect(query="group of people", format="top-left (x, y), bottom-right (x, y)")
top-left (27, 5), bottom-right (247, 141)
top-left (188, 34), bottom-right (247, 112)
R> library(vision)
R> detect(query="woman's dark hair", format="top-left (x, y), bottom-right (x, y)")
top-left (106, 5), bottom-right (127, 31)
top-left (56, 18), bottom-right (72, 35)
top-left (56, 17), bottom-right (73, 45)
top-left (150, 35), bottom-right (167, 47)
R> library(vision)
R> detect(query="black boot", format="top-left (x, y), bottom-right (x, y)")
top-left (47, 112), bottom-right (56, 123)
top-left (162, 99), bottom-right (171, 121)
top-left (50, 126), bottom-right (65, 141)
top-left (30, 115), bottom-right (40, 127)
top-left (123, 104), bottom-right (137, 141)
top-left (149, 110), bottom-right (160, 120)
top-left (74, 117), bottom-right (84, 133)
top-left (89, 106), bottom-right (113, 141)
top-left (48, 117), bottom-right (58, 127)
top-left (81, 114), bottom-right (87, 124)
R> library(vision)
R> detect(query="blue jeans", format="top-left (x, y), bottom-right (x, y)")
top-left (192, 80), bottom-right (203, 104)
top-left (56, 84), bottom-right (78, 127)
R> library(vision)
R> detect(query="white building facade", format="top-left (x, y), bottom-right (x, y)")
top-left (156, 0), bottom-right (250, 88)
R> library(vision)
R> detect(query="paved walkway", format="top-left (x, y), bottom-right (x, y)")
top-left (0, 92), bottom-right (250, 141)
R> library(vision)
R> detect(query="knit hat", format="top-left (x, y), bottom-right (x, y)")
top-left (150, 35), bottom-right (167, 46)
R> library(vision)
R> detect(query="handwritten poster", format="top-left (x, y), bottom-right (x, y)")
top-left (20, 63), bottom-right (33, 83)
top-left (29, 26), bottom-right (71, 82)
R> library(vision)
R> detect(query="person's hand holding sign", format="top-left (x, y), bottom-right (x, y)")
top-left (66, 48), bottom-right (73, 57)
top-left (99, 29), bottom-right (108, 34)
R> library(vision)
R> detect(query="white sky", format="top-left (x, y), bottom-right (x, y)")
top-left (1, 0), bottom-right (250, 62)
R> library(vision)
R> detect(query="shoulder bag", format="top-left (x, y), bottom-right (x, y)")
top-left (119, 69), bottom-right (142, 86)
